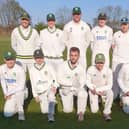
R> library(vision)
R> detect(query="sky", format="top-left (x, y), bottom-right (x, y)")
top-left (16, 0), bottom-right (129, 25)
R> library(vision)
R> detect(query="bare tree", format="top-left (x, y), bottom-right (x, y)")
top-left (0, 0), bottom-right (27, 27)
top-left (93, 6), bottom-right (129, 32)
top-left (55, 6), bottom-right (72, 25)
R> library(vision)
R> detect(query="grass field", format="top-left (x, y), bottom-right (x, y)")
top-left (0, 36), bottom-right (129, 129)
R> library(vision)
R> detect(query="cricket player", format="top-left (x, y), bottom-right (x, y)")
top-left (0, 51), bottom-right (26, 120)
top-left (112, 17), bottom-right (129, 99)
top-left (118, 63), bottom-right (129, 114)
top-left (57, 47), bottom-right (87, 121)
top-left (62, 7), bottom-right (92, 69)
top-left (91, 13), bottom-right (113, 67)
top-left (11, 12), bottom-right (40, 72)
top-left (29, 49), bottom-right (58, 122)
top-left (39, 13), bottom-right (65, 71)
top-left (86, 53), bottom-right (113, 121)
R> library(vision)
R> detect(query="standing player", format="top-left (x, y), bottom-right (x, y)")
top-left (112, 17), bottom-right (129, 99)
top-left (62, 7), bottom-right (92, 69)
top-left (57, 47), bottom-right (87, 121)
top-left (29, 49), bottom-right (58, 122)
top-left (39, 13), bottom-right (65, 71)
top-left (0, 51), bottom-right (26, 120)
top-left (11, 12), bottom-right (40, 72)
top-left (86, 53), bottom-right (113, 121)
top-left (118, 63), bottom-right (129, 114)
top-left (91, 13), bottom-right (113, 67)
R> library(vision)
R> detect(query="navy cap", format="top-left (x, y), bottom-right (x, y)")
top-left (120, 17), bottom-right (129, 24)
top-left (98, 13), bottom-right (107, 20)
top-left (33, 49), bottom-right (44, 58)
top-left (47, 13), bottom-right (55, 21)
top-left (72, 7), bottom-right (81, 15)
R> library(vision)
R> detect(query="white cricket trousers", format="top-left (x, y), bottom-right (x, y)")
top-left (38, 91), bottom-right (56, 114)
top-left (16, 58), bottom-right (35, 73)
top-left (60, 88), bottom-right (88, 114)
top-left (89, 90), bottom-right (113, 115)
top-left (121, 95), bottom-right (129, 113)
top-left (4, 91), bottom-right (24, 117)
top-left (112, 61), bottom-right (123, 99)
top-left (45, 58), bottom-right (64, 71)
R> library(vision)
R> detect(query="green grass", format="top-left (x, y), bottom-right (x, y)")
top-left (0, 36), bottom-right (129, 129)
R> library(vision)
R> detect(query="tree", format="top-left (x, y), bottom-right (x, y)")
top-left (93, 6), bottom-right (129, 32)
top-left (55, 6), bottom-right (72, 25)
top-left (0, 0), bottom-right (27, 27)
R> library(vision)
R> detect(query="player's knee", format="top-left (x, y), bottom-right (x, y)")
top-left (107, 90), bottom-right (114, 98)
top-left (78, 90), bottom-right (87, 99)
top-left (4, 111), bottom-right (14, 117)
top-left (63, 107), bottom-right (73, 113)
top-left (123, 103), bottom-right (129, 114)
top-left (91, 107), bottom-right (98, 113)
top-left (63, 104), bottom-right (73, 113)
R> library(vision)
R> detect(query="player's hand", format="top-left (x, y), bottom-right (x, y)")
top-left (126, 92), bottom-right (129, 96)
top-left (5, 95), bottom-right (12, 100)
top-left (35, 96), bottom-right (40, 103)
top-left (51, 87), bottom-right (57, 94)
top-left (112, 44), bottom-right (116, 49)
top-left (90, 89), bottom-right (97, 95)
top-left (98, 91), bottom-right (105, 96)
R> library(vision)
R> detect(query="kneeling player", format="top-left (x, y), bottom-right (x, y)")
top-left (29, 49), bottom-right (58, 122)
top-left (57, 47), bottom-right (87, 121)
top-left (86, 53), bottom-right (113, 121)
top-left (118, 63), bottom-right (129, 114)
top-left (0, 51), bottom-right (26, 120)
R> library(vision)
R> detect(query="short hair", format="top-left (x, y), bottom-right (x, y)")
top-left (70, 47), bottom-right (80, 54)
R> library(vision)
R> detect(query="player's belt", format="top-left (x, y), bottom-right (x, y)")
top-left (60, 85), bottom-right (72, 89)
top-left (45, 56), bottom-right (63, 59)
top-left (16, 55), bottom-right (33, 59)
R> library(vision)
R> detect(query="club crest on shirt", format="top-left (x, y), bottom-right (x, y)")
top-left (13, 72), bottom-right (16, 77)
top-left (104, 30), bottom-right (107, 34)
top-left (96, 31), bottom-right (99, 34)
top-left (66, 76), bottom-right (71, 79)
top-left (70, 27), bottom-right (72, 32)
top-left (74, 73), bottom-right (78, 77)
top-left (56, 33), bottom-right (59, 37)
top-left (44, 71), bottom-right (48, 75)
top-left (103, 74), bottom-right (106, 78)
top-left (93, 74), bottom-right (96, 77)
top-left (81, 26), bottom-right (84, 31)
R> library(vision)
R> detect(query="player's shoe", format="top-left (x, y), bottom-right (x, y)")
top-left (78, 112), bottom-right (84, 121)
top-left (103, 114), bottom-right (112, 121)
top-left (18, 112), bottom-right (25, 121)
top-left (48, 114), bottom-right (55, 122)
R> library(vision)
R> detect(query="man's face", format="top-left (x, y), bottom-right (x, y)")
top-left (47, 20), bottom-right (55, 28)
top-left (98, 19), bottom-right (106, 27)
top-left (121, 23), bottom-right (129, 33)
top-left (35, 57), bottom-right (44, 65)
top-left (21, 19), bottom-right (30, 28)
top-left (69, 51), bottom-right (80, 64)
top-left (96, 62), bottom-right (104, 71)
top-left (73, 14), bottom-right (81, 23)
top-left (5, 59), bottom-right (15, 69)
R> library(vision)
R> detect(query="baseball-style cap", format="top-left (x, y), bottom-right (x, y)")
top-left (47, 13), bottom-right (55, 21)
top-left (20, 12), bottom-right (31, 20)
top-left (33, 49), bottom-right (44, 58)
top-left (72, 7), bottom-right (81, 15)
top-left (98, 13), bottom-right (107, 20)
top-left (4, 51), bottom-right (16, 60)
top-left (120, 17), bottom-right (129, 24)
top-left (95, 53), bottom-right (105, 64)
